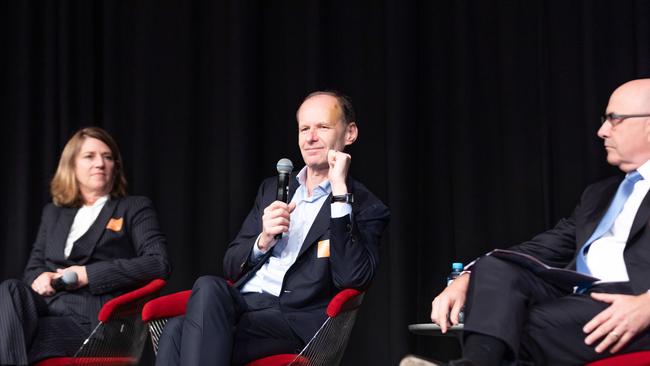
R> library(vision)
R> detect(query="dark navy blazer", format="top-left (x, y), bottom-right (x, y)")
top-left (509, 175), bottom-right (650, 294)
top-left (223, 175), bottom-right (390, 342)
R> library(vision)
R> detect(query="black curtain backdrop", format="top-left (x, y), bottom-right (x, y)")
top-left (2, 1), bottom-right (649, 364)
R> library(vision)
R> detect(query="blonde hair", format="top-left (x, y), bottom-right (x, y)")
top-left (50, 127), bottom-right (127, 207)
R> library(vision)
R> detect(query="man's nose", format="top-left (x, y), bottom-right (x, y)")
top-left (597, 122), bottom-right (611, 139)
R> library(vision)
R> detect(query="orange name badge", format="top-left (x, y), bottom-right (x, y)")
top-left (106, 217), bottom-right (124, 232)
top-left (317, 239), bottom-right (330, 258)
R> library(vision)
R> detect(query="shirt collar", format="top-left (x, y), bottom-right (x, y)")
top-left (295, 166), bottom-right (332, 197)
top-left (633, 160), bottom-right (650, 181)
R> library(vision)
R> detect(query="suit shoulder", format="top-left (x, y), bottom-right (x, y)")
top-left (348, 177), bottom-right (388, 211)
top-left (114, 195), bottom-right (155, 209)
top-left (40, 202), bottom-right (60, 219)
top-left (42, 202), bottom-right (57, 212)
top-left (590, 175), bottom-right (622, 187)
top-left (582, 175), bottom-right (623, 194)
top-left (260, 176), bottom-right (276, 187)
top-left (255, 176), bottom-right (280, 197)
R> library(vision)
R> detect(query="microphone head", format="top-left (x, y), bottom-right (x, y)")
top-left (276, 158), bottom-right (293, 174)
top-left (62, 270), bottom-right (78, 285)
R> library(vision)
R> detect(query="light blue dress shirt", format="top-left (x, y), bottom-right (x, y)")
top-left (241, 166), bottom-right (351, 296)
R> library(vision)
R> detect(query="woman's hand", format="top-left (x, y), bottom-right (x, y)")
top-left (31, 272), bottom-right (58, 296)
top-left (58, 266), bottom-right (89, 288)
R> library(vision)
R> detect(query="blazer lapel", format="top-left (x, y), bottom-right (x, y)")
top-left (51, 207), bottom-right (78, 260)
top-left (295, 176), bottom-right (356, 258)
top-left (297, 195), bottom-right (331, 258)
top-left (68, 199), bottom-right (119, 263)
top-left (233, 250), bottom-right (274, 288)
top-left (235, 176), bottom-right (301, 288)
top-left (578, 178), bottom-right (621, 248)
top-left (628, 190), bottom-right (650, 244)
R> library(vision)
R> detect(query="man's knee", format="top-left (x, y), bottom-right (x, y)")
top-left (0, 279), bottom-right (29, 303)
top-left (0, 279), bottom-right (26, 293)
top-left (473, 255), bottom-right (522, 278)
top-left (192, 275), bottom-right (229, 292)
top-left (188, 276), bottom-right (236, 311)
top-left (156, 316), bottom-right (185, 366)
top-left (162, 316), bottom-right (185, 345)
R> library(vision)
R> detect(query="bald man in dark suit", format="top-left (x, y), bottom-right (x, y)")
top-left (404, 79), bottom-right (650, 366)
top-left (156, 91), bottom-right (390, 366)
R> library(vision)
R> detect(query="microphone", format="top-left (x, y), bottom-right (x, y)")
top-left (275, 158), bottom-right (293, 240)
top-left (52, 271), bottom-right (78, 292)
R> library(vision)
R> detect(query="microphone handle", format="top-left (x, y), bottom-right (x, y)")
top-left (274, 172), bottom-right (290, 240)
top-left (51, 277), bottom-right (67, 292)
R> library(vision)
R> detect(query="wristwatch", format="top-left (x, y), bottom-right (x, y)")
top-left (331, 193), bottom-right (354, 204)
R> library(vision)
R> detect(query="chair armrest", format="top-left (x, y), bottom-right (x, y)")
top-left (142, 290), bottom-right (192, 322)
top-left (142, 287), bottom-right (361, 321)
top-left (326, 289), bottom-right (363, 317)
top-left (98, 279), bottom-right (167, 322)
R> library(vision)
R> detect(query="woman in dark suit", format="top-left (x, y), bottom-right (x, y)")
top-left (0, 127), bottom-right (171, 365)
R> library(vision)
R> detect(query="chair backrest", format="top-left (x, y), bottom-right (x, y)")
top-left (288, 289), bottom-right (363, 366)
top-left (67, 279), bottom-right (167, 365)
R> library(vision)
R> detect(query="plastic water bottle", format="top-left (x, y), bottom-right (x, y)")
top-left (446, 262), bottom-right (463, 286)
top-left (446, 262), bottom-right (465, 324)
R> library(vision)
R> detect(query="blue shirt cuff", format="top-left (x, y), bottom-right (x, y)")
top-left (331, 202), bottom-right (352, 218)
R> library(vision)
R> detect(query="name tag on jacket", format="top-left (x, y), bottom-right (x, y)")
top-left (317, 239), bottom-right (330, 258)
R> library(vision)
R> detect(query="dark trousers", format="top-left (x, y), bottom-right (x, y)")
top-left (463, 256), bottom-right (650, 365)
top-left (0, 279), bottom-right (89, 365)
top-left (155, 276), bottom-right (303, 366)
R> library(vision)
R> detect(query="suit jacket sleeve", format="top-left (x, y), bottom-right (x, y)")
top-left (223, 180), bottom-right (268, 282)
top-left (507, 216), bottom-right (578, 268)
top-left (23, 204), bottom-right (56, 286)
top-left (85, 196), bottom-right (171, 295)
top-left (506, 184), bottom-right (593, 269)
top-left (223, 178), bottom-right (391, 290)
top-left (328, 186), bottom-right (390, 290)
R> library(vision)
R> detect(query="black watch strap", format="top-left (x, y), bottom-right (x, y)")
top-left (331, 193), bottom-right (354, 204)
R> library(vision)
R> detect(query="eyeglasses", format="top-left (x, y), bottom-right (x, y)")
top-left (600, 113), bottom-right (650, 127)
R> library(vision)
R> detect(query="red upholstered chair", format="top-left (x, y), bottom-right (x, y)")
top-left (34, 279), bottom-right (167, 366)
top-left (585, 351), bottom-right (650, 366)
top-left (142, 288), bottom-right (364, 366)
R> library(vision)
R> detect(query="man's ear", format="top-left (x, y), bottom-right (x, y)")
top-left (344, 122), bottom-right (358, 146)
